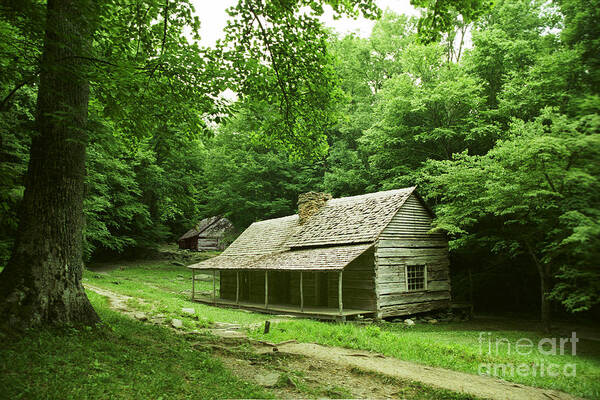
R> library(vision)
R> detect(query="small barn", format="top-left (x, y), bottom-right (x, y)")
top-left (178, 216), bottom-right (234, 251)
top-left (188, 188), bottom-right (450, 320)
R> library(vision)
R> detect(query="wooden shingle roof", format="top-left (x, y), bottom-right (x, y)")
top-left (188, 187), bottom-right (415, 271)
top-left (221, 215), bottom-right (299, 256)
top-left (251, 244), bottom-right (372, 270)
top-left (190, 244), bottom-right (371, 271)
top-left (196, 216), bottom-right (221, 234)
top-left (286, 187), bottom-right (415, 248)
top-left (200, 217), bottom-right (234, 238)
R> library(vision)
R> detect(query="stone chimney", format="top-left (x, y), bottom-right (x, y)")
top-left (298, 192), bottom-right (332, 224)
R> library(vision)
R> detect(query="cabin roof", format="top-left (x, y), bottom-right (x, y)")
top-left (189, 244), bottom-right (371, 271)
top-left (221, 215), bottom-right (299, 256)
top-left (286, 187), bottom-right (415, 248)
top-left (188, 187), bottom-right (418, 271)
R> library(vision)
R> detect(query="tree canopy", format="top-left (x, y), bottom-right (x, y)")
top-left (0, 0), bottom-right (598, 327)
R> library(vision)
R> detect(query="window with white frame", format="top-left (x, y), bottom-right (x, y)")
top-left (406, 264), bottom-right (427, 291)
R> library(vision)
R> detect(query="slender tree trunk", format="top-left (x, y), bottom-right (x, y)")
top-left (525, 241), bottom-right (551, 332)
top-left (539, 264), bottom-right (552, 332)
top-left (0, 0), bottom-right (99, 329)
top-left (455, 24), bottom-right (467, 63)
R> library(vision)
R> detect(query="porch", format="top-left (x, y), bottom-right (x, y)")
top-left (191, 295), bottom-right (372, 321)
top-left (190, 268), bottom-right (374, 321)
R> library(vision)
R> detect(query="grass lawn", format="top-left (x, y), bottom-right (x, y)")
top-left (0, 261), bottom-right (479, 400)
top-left (0, 290), bottom-right (271, 399)
top-left (85, 259), bottom-right (272, 328)
top-left (81, 260), bottom-right (600, 399)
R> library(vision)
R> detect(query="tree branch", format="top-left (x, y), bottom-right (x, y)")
top-left (0, 80), bottom-right (30, 111)
top-left (543, 172), bottom-right (557, 192)
top-left (59, 55), bottom-right (160, 74)
top-left (246, 2), bottom-right (292, 127)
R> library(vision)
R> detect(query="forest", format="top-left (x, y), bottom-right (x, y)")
top-left (1, 0), bottom-right (599, 326)
top-left (1, 0), bottom-right (600, 398)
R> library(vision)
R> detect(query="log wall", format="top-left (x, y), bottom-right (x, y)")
top-left (375, 194), bottom-right (451, 318)
top-left (197, 238), bottom-right (219, 251)
top-left (328, 249), bottom-right (376, 310)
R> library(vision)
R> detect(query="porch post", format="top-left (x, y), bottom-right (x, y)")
top-left (338, 270), bottom-right (343, 316)
top-left (264, 270), bottom-right (269, 309)
top-left (300, 271), bottom-right (304, 312)
top-left (191, 269), bottom-right (195, 300)
top-left (236, 270), bottom-right (240, 305)
top-left (212, 270), bottom-right (216, 304)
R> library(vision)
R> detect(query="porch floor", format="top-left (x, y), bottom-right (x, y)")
top-left (191, 295), bottom-right (373, 320)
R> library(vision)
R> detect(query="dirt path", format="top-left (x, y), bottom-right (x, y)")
top-left (208, 340), bottom-right (434, 399)
top-left (267, 342), bottom-right (577, 400)
top-left (85, 284), bottom-right (136, 314)
top-left (84, 284), bottom-right (581, 400)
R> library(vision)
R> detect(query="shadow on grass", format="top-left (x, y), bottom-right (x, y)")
top-left (0, 291), bottom-right (271, 400)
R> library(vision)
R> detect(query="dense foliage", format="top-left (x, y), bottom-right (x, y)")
top-left (1, 0), bottom-right (598, 319)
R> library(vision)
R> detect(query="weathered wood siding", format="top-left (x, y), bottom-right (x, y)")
top-left (328, 248), bottom-right (376, 310)
top-left (197, 238), bottom-right (219, 251)
top-left (375, 194), bottom-right (451, 317)
top-left (178, 237), bottom-right (198, 250)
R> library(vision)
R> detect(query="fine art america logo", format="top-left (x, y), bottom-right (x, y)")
top-left (478, 332), bottom-right (578, 378)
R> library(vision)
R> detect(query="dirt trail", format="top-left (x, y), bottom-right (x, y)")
top-left (267, 342), bottom-right (577, 400)
top-left (84, 284), bottom-right (581, 400)
top-left (86, 284), bottom-right (136, 314)
top-left (210, 342), bottom-right (430, 399)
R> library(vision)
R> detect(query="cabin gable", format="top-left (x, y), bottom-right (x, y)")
top-left (375, 193), bottom-right (451, 318)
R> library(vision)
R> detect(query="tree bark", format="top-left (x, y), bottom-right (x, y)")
top-left (0, 0), bottom-right (99, 329)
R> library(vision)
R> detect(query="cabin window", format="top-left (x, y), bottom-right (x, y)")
top-left (406, 264), bottom-right (427, 291)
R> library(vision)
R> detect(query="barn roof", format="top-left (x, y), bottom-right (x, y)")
top-left (188, 187), bottom-right (416, 271)
top-left (179, 228), bottom-right (200, 241)
top-left (178, 216), bottom-right (234, 241)
top-left (201, 217), bottom-right (234, 238)
top-left (196, 216), bottom-right (221, 234)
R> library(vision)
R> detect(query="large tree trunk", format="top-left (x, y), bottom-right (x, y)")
top-left (0, 0), bottom-right (99, 328)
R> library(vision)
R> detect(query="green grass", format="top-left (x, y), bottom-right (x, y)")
top-left (248, 317), bottom-right (600, 399)
top-left (84, 261), bottom-right (271, 327)
top-left (82, 260), bottom-right (600, 399)
top-left (0, 291), bottom-right (271, 399)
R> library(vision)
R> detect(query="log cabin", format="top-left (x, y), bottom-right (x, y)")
top-left (178, 216), bottom-right (235, 251)
top-left (187, 187), bottom-right (451, 320)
